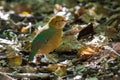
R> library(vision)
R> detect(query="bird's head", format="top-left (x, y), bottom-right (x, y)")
top-left (49, 16), bottom-right (67, 29)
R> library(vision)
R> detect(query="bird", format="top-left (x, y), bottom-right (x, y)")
top-left (29, 16), bottom-right (67, 62)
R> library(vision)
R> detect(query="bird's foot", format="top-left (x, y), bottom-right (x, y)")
top-left (41, 54), bottom-right (58, 63)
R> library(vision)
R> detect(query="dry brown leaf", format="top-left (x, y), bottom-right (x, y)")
top-left (13, 3), bottom-right (32, 14)
top-left (20, 23), bottom-right (32, 33)
top-left (8, 55), bottom-right (22, 67)
top-left (48, 63), bottom-right (67, 76)
top-left (55, 66), bottom-right (67, 77)
top-left (20, 26), bottom-right (30, 33)
top-left (47, 64), bottom-right (58, 72)
top-left (77, 45), bottom-right (99, 55)
top-left (105, 27), bottom-right (117, 38)
top-left (112, 42), bottom-right (120, 53)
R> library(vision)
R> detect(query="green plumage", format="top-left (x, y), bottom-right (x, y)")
top-left (29, 27), bottom-right (57, 61)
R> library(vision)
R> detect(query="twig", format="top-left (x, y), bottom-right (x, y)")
top-left (0, 38), bottom-right (14, 45)
top-left (0, 72), bottom-right (16, 80)
top-left (6, 72), bottom-right (51, 79)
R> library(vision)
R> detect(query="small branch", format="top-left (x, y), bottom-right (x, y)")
top-left (6, 72), bottom-right (52, 79)
top-left (0, 38), bottom-right (14, 45)
top-left (103, 46), bottom-right (120, 57)
top-left (0, 72), bottom-right (16, 80)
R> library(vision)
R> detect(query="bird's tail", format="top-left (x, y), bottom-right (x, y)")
top-left (28, 50), bottom-right (36, 61)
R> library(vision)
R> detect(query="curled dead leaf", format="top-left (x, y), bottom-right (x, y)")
top-left (77, 45), bottom-right (97, 55)
top-left (20, 26), bottom-right (30, 33)
top-left (20, 23), bottom-right (31, 33)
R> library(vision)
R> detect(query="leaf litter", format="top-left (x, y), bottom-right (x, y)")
top-left (0, 0), bottom-right (120, 80)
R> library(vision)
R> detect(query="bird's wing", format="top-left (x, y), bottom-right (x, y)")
top-left (32, 27), bottom-right (57, 50)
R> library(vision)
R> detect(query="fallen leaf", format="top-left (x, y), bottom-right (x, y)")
top-left (112, 42), bottom-right (120, 53)
top-left (13, 3), bottom-right (32, 14)
top-left (105, 27), bottom-right (117, 38)
top-left (20, 23), bottom-right (31, 33)
top-left (55, 66), bottom-right (67, 76)
top-left (47, 64), bottom-right (58, 72)
top-left (77, 23), bottom-right (95, 40)
top-left (19, 11), bottom-right (33, 17)
top-left (47, 63), bottom-right (67, 76)
top-left (8, 55), bottom-right (22, 67)
top-left (77, 45), bottom-right (97, 55)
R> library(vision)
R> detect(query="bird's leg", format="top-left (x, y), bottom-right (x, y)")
top-left (40, 54), bottom-right (58, 63)
top-left (31, 54), bottom-right (43, 63)
top-left (31, 54), bottom-right (58, 63)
